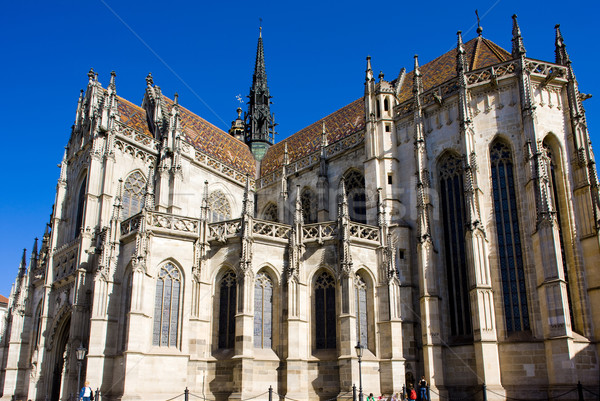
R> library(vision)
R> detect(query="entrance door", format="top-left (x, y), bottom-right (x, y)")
top-left (50, 316), bottom-right (70, 401)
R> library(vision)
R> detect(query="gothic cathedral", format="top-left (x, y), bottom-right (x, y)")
top-left (1, 16), bottom-right (599, 401)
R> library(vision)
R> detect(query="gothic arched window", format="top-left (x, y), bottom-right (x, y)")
top-left (490, 141), bottom-right (530, 333)
top-left (543, 141), bottom-right (576, 331)
top-left (208, 191), bottom-right (232, 222)
top-left (355, 274), bottom-right (368, 347)
top-left (315, 271), bottom-right (336, 349)
top-left (301, 188), bottom-right (318, 224)
top-left (218, 270), bottom-right (237, 349)
top-left (74, 177), bottom-right (87, 238)
top-left (254, 272), bottom-right (273, 348)
top-left (152, 263), bottom-right (181, 347)
top-left (263, 203), bottom-right (278, 222)
top-left (122, 171), bottom-right (146, 219)
top-left (344, 170), bottom-right (367, 224)
top-left (438, 153), bottom-right (472, 337)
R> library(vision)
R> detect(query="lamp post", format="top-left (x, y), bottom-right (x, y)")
top-left (355, 342), bottom-right (364, 401)
top-left (76, 344), bottom-right (87, 393)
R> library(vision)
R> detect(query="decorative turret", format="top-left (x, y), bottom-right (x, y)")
top-left (229, 107), bottom-right (245, 141)
top-left (511, 14), bottom-right (526, 58)
top-left (245, 27), bottom-right (277, 161)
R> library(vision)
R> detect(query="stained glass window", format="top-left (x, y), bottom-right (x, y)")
top-left (254, 272), bottom-right (273, 348)
top-left (490, 141), bottom-right (530, 333)
top-left (301, 188), bottom-right (318, 224)
top-left (355, 274), bottom-right (368, 347)
top-left (263, 203), bottom-right (278, 222)
top-left (74, 177), bottom-right (87, 238)
top-left (208, 191), bottom-right (232, 223)
top-left (315, 271), bottom-right (336, 349)
top-left (153, 264), bottom-right (181, 347)
top-left (218, 271), bottom-right (237, 349)
top-left (122, 171), bottom-right (146, 219)
top-left (344, 170), bottom-right (367, 223)
top-left (543, 142), bottom-right (576, 331)
top-left (438, 153), bottom-right (472, 337)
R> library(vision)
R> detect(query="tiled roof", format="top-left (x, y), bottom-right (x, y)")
top-left (0, 294), bottom-right (8, 305)
top-left (259, 36), bottom-right (510, 177)
top-left (396, 36), bottom-right (511, 103)
top-left (260, 98), bottom-right (365, 176)
top-left (162, 97), bottom-right (257, 177)
top-left (117, 96), bottom-right (153, 137)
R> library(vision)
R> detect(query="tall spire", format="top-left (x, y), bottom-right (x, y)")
top-left (511, 14), bottom-right (526, 58)
top-left (245, 26), bottom-right (276, 161)
top-left (555, 24), bottom-right (571, 66)
top-left (456, 31), bottom-right (468, 74)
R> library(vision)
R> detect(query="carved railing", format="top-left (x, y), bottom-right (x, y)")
top-left (252, 219), bottom-right (291, 240)
top-left (116, 121), bottom-right (157, 149)
top-left (525, 59), bottom-right (566, 78)
top-left (53, 238), bottom-right (80, 282)
top-left (147, 211), bottom-right (199, 233)
top-left (121, 213), bottom-right (143, 237)
top-left (466, 60), bottom-right (517, 86)
top-left (208, 219), bottom-right (242, 242)
top-left (303, 222), bottom-right (338, 243)
top-left (349, 222), bottom-right (380, 242)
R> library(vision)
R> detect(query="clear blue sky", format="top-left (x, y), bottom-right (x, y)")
top-left (1, 0), bottom-right (598, 297)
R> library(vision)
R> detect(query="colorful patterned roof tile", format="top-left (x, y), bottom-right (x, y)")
top-left (162, 97), bottom-right (256, 176)
top-left (260, 98), bottom-right (365, 176)
top-left (259, 36), bottom-right (510, 177)
top-left (396, 36), bottom-right (511, 103)
top-left (117, 96), bottom-right (153, 137)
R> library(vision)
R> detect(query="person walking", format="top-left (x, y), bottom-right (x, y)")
top-left (79, 381), bottom-right (94, 401)
top-left (418, 376), bottom-right (428, 401)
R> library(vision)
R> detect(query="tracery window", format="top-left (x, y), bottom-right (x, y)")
top-left (122, 171), bottom-right (146, 219)
top-left (218, 271), bottom-right (237, 349)
top-left (254, 272), bottom-right (273, 348)
top-left (315, 271), bottom-right (336, 349)
top-left (543, 141), bottom-right (576, 331)
top-left (355, 274), bottom-right (368, 347)
top-left (74, 177), bottom-right (87, 237)
top-left (32, 302), bottom-right (42, 350)
top-left (438, 153), bottom-right (472, 337)
top-left (152, 264), bottom-right (181, 347)
top-left (301, 188), bottom-right (318, 224)
top-left (208, 191), bottom-right (232, 222)
top-left (344, 170), bottom-right (367, 223)
top-left (263, 203), bottom-right (278, 222)
top-left (490, 141), bottom-right (530, 333)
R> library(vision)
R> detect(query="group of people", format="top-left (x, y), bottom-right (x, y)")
top-left (366, 376), bottom-right (428, 401)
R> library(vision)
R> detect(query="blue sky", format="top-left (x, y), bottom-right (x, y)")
top-left (0, 0), bottom-right (598, 297)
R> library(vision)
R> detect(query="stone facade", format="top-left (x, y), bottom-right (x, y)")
top-left (1, 17), bottom-right (599, 401)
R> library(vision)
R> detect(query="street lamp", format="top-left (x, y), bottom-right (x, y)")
top-left (355, 342), bottom-right (364, 401)
top-left (76, 344), bottom-right (87, 392)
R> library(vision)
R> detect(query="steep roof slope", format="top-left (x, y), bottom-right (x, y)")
top-left (260, 36), bottom-right (510, 177)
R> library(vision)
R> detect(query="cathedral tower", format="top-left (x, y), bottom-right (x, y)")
top-left (245, 27), bottom-right (276, 161)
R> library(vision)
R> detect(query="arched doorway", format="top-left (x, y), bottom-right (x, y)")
top-left (51, 316), bottom-right (71, 401)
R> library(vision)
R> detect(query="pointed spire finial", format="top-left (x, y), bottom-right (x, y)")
top-left (201, 180), bottom-right (209, 221)
top-left (109, 70), bottom-right (116, 87)
top-left (511, 14), bottom-right (526, 57)
top-left (321, 122), bottom-right (328, 148)
top-left (32, 238), bottom-right (38, 257)
top-left (366, 56), bottom-right (374, 82)
top-left (19, 248), bottom-right (27, 277)
top-left (283, 141), bottom-right (289, 165)
top-left (413, 55), bottom-right (423, 94)
top-left (555, 24), bottom-right (571, 65)
top-left (174, 92), bottom-right (179, 105)
top-left (88, 68), bottom-right (95, 82)
top-left (142, 168), bottom-right (155, 210)
top-left (294, 185), bottom-right (304, 226)
top-left (457, 31), bottom-right (467, 73)
top-left (259, 18), bottom-right (263, 38)
top-left (146, 72), bottom-right (154, 86)
top-left (414, 55), bottom-right (420, 75)
top-left (475, 9), bottom-right (483, 36)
